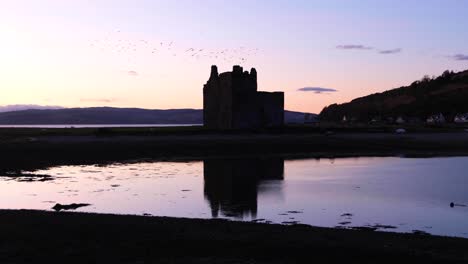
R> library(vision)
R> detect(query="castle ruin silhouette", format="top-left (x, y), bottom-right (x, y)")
top-left (203, 65), bottom-right (284, 129)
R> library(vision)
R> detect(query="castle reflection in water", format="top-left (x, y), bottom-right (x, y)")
top-left (203, 158), bottom-right (284, 218)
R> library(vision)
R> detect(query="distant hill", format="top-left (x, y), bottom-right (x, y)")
top-left (0, 104), bottom-right (63, 113)
top-left (320, 70), bottom-right (468, 122)
top-left (0, 107), bottom-right (313, 125)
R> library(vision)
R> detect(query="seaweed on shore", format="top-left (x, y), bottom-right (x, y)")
top-left (0, 171), bottom-right (54, 182)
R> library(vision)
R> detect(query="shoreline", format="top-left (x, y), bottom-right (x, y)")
top-left (2, 128), bottom-right (468, 263)
top-left (0, 209), bottom-right (467, 263)
top-left (2, 130), bottom-right (468, 171)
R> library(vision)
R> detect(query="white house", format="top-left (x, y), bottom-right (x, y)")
top-left (427, 113), bottom-right (446, 124)
top-left (396, 116), bottom-right (405, 124)
top-left (454, 113), bottom-right (468, 123)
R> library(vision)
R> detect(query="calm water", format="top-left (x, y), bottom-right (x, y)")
top-left (1, 157), bottom-right (468, 238)
top-left (0, 124), bottom-right (200, 128)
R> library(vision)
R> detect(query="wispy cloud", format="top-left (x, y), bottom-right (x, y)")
top-left (336, 44), bottom-right (373, 50)
top-left (336, 44), bottom-right (403, 55)
top-left (451, 54), bottom-right (468, 61)
top-left (128, 70), bottom-right (139, 76)
top-left (378, 48), bottom-right (402, 54)
top-left (80, 98), bottom-right (117, 103)
top-left (297, 87), bottom-right (338, 94)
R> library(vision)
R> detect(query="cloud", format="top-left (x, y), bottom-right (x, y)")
top-left (297, 87), bottom-right (338, 94)
top-left (80, 98), bottom-right (116, 103)
top-left (127, 70), bottom-right (139, 76)
top-left (378, 48), bottom-right (402, 54)
top-left (452, 54), bottom-right (468, 61)
top-left (336, 45), bottom-right (403, 55)
top-left (336, 44), bottom-right (373, 50)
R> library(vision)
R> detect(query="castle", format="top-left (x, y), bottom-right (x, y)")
top-left (203, 65), bottom-right (284, 129)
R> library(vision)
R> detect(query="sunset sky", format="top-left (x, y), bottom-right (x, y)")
top-left (1, 0), bottom-right (467, 113)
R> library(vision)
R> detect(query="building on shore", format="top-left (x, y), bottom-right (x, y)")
top-left (426, 113), bottom-right (446, 124)
top-left (203, 65), bottom-right (284, 129)
top-left (454, 113), bottom-right (468, 123)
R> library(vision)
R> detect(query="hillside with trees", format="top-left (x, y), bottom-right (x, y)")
top-left (320, 70), bottom-right (468, 123)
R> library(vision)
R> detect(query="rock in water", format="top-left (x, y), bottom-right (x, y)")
top-left (52, 203), bottom-right (91, 211)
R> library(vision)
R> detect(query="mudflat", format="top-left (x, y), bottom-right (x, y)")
top-left (1, 129), bottom-right (468, 171)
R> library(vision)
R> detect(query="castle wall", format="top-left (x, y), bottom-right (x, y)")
top-left (257, 92), bottom-right (285, 127)
top-left (231, 67), bottom-right (259, 129)
top-left (203, 66), bottom-right (233, 129)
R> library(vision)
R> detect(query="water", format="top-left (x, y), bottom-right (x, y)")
top-left (1, 157), bottom-right (468, 238)
top-left (0, 124), bottom-right (200, 128)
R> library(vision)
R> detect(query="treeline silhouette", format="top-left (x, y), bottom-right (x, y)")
top-left (320, 70), bottom-right (468, 122)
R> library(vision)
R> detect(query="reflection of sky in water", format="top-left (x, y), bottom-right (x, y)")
top-left (1, 157), bottom-right (468, 238)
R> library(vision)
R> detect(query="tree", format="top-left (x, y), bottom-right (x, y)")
top-left (421, 75), bottom-right (431, 83)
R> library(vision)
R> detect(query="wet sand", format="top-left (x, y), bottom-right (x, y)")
top-left (0, 209), bottom-right (467, 263)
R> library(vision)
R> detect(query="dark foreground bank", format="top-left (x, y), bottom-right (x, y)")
top-left (1, 210), bottom-right (467, 263)
top-left (2, 128), bottom-right (468, 171)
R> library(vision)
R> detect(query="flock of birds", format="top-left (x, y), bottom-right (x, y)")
top-left (89, 31), bottom-right (261, 66)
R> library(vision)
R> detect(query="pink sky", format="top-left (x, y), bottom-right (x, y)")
top-left (1, 1), bottom-right (467, 113)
